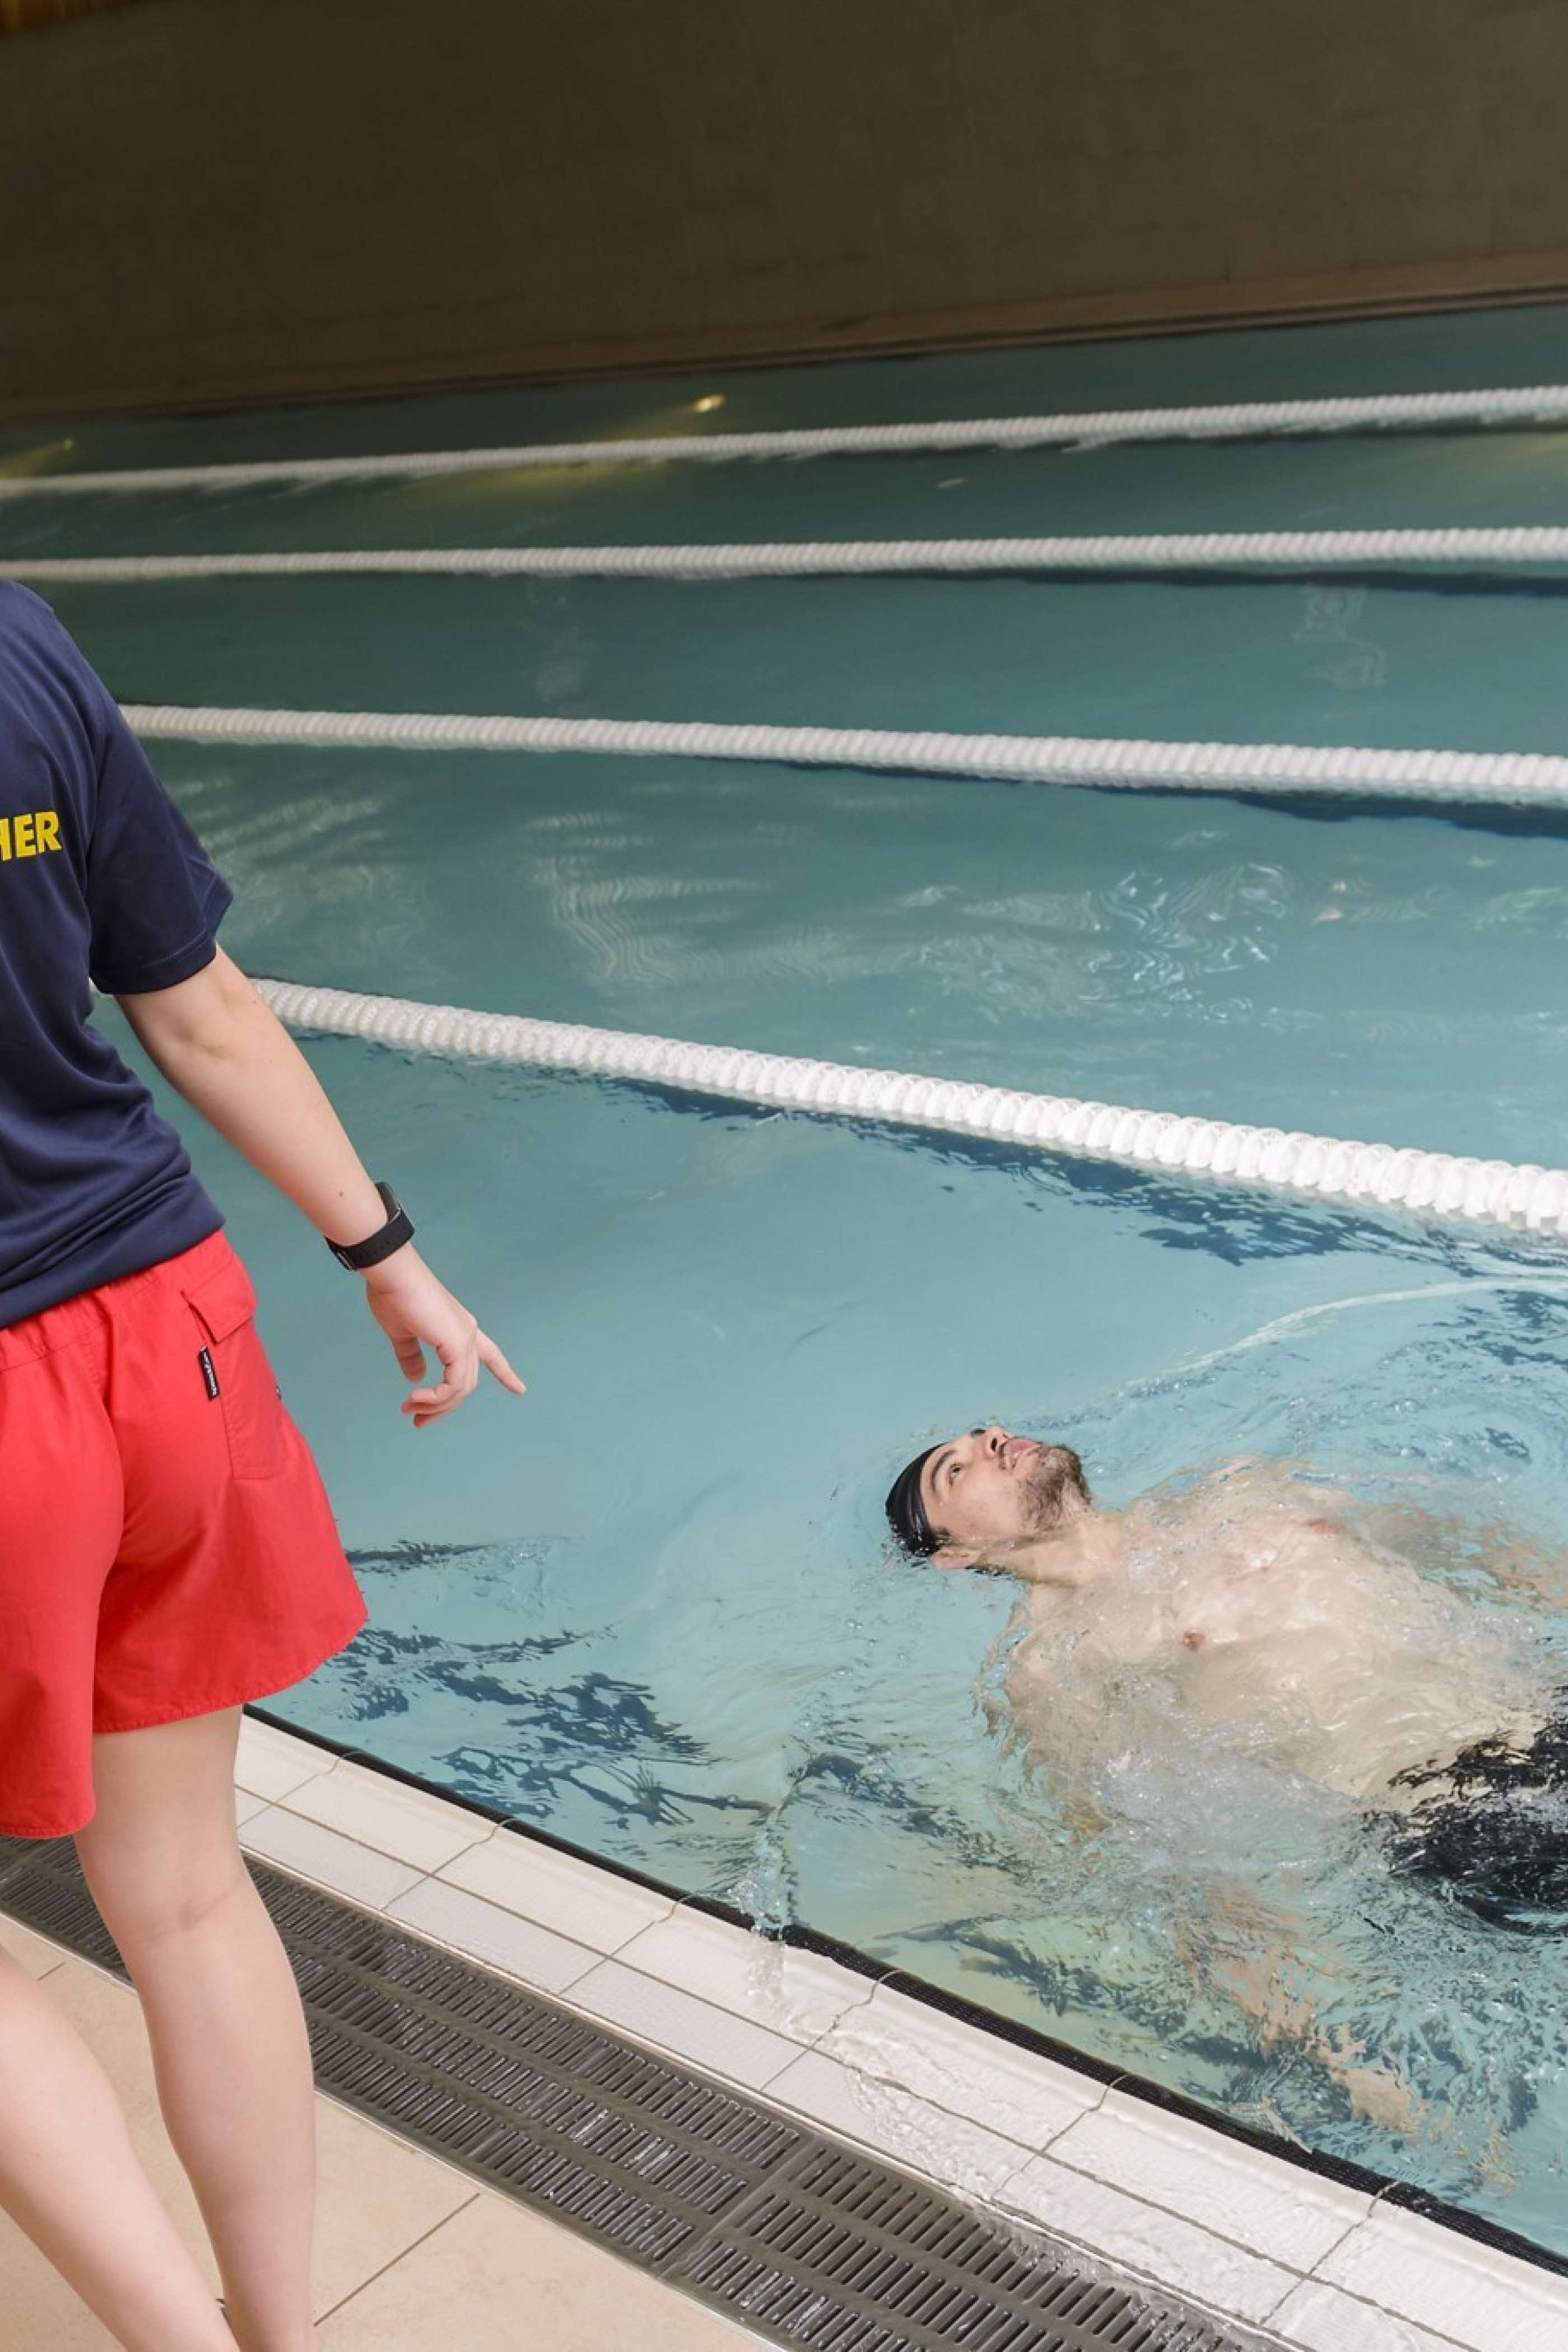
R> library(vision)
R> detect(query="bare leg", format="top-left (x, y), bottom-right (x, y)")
top-left (0, 1941), bottom-right (234, 2349)
top-left (76, 1709), bottom-right (319, 2352)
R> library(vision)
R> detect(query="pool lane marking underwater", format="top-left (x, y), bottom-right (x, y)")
top-left (122, 699), bottom-right (1568, 807)
top-left (248, 974), bottom-right (1568, 1236)
top-left (19, 525), bottom-right (1568, 577)
top-left (6, 381), bottom-right (1568, 493)
top-left (212, 1719), bottom-right (1568, 2345)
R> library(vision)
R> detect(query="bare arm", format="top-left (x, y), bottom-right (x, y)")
top-left (1356, 1494), bottom-right (1568, 1611)
top-left (1193, 1914), bottom-right (1425, 2133)
top-left (117, 946), bottom-right (525, 1426)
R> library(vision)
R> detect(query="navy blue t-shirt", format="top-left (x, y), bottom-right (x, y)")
top-left (0, 582), bottom-right (231, 1327)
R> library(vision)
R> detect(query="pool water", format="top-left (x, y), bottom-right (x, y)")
top-left (13, 301), bottom-right (1568, 2255)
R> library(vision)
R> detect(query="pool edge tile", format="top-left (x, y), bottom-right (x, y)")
top-left (1046, 2087), bottom-right (1373, 2274)
top-left (1314, 2205), bottom-right (1568, 2352)
top-left (235, 1715), bottom-right (340, 1803)
top-left (240, 1804), bottom-right (424, 1913)
top-left (764, 2047), bottom-right (1034, 2204)
top-left (563, 1955), bottom-right (806, 2094)
top-left (822, 1977), bottom-right (1107, 2148)
top-left (1267, 2275), bottom-right (1485, 2352)
top-left (280, 1757), bottom-right (492, 1875)
top-left (435, 1828), bottom-right (676, 1954)
top-left (610, 1909), bottom-right (875, 2043)
top-left (1002, 2147), bottom-right (1301, 2328)
top-left (386, 1874), bottom-right (603, 1998)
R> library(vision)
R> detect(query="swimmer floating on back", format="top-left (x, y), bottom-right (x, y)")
top-left (886, 1424), bottom-right (1568, 2122)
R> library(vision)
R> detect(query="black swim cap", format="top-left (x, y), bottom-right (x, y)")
top-left (885, 1447), bottom-right (940, 1556)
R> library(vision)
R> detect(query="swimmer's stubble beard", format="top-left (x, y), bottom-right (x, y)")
top-left (983, 1445), bottom-right (1126, 1588)
top-left (1018, 1445), bottom-right (1093, 1535)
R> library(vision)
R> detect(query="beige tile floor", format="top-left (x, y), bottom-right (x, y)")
top-left (0, 1915), bottom-right (768, 2349)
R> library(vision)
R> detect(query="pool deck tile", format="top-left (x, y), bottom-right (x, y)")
top-left (609, 1906), bottom-right (876, 2040)
top-left (239, 1803), bottom-right (425, 1913)
top-left (563, 1954), bottom-right (808, 2092)
top-left (819, 1979), bottom-right (1106, 2145)
top-left (315, 2184), bottom-right (768, 2351)
top-left (20, 1944), bottom-right (476, 2313)
top-left (1046, 2088), bottom-right (1373, 2272)
top-left (234, 1714), bottom-right (339, 1803)
top-left (0, 1912), bottom-right (75, 1980)
top-left (436, 1823), bottom-right (676, 1951)
top-left (1266, 2276), bottom-right (1490, 2352)
top-left (1001, 2149), bottom-right (1304, 2328)
top-left (386, 1873), bottom-right (602, 1996)
top-left (0, 1947), bottom-right (219, 2351)
top-left (761, 2046), bottom-right (1034, 2202)
top-left (280, 1761), bottom-right (492, 1875)
top-left (1314, 2204), bottom-right (1568, 2351)
top-left (311, 2096), bottom-right (478, 2318)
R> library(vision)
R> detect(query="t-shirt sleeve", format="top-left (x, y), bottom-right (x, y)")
top-left (81, 675), bottom-right (234, 996)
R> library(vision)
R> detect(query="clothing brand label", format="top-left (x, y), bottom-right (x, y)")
top-left (197, 1346), bottom-right (220, 1400)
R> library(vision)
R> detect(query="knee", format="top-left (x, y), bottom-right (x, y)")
top-left (80, 1844), bottom-right (253, 1959)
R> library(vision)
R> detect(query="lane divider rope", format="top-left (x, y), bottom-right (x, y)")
top-left (7, 384), bottom-right (1568, 495)
top-left (17, 527), bottom-right (1568, 581)
top-left (251, 976), bottom-right (1568, 1236)
top-left (123, 702), bottom-right (1568, 808)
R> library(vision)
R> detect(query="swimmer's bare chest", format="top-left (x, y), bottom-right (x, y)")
top-left (1015, 1496), bottom-right (1536, 1796)
top-left (1089, 1501), bottom-right (1364, 1664)
top-left (1173, 1513), bottom-right (1364, 1653)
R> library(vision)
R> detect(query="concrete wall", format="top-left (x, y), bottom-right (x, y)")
top-left (5, 0), bottom-right (1568, 415)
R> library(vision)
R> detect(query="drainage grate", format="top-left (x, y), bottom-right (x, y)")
top-left (0, 1836), bottom-right (1272, 2352)
top-left (675, 2141), bottom-right (1245, 2350)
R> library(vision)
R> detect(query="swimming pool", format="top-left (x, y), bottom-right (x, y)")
top-left (11, 301), bottom-right (1568, 2264)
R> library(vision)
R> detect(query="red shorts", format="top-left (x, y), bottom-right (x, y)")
top-left (0, 1231), bottom-right (367, 1838)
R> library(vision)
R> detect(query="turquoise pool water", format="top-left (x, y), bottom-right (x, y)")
top-left (12, 301), bottom-right (1568, 2255)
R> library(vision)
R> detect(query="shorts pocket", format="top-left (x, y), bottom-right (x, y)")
top-left (183, 1252), bottom-right (287, 1481)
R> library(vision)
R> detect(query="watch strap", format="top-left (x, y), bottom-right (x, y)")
top-left (326, 1182), bottom-right (415, 1272)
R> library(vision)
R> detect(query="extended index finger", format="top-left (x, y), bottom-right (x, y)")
top-left (478, 1328), bottom-right (527, 1395)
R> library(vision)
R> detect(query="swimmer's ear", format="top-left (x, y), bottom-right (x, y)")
top-left (930, 1543), bottom-right (983, 1574)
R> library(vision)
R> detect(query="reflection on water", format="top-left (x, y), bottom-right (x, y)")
top-left (158, 736), bottom-right (1568, 1168)
top-left (305, 1541), bottom-right (773, 1872)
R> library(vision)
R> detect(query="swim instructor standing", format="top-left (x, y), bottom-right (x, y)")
top-left (0, 581), bottom-right (522, 2351)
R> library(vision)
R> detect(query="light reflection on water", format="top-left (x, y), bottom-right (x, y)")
top-left (148, 734), bottom-right (1568, 1167)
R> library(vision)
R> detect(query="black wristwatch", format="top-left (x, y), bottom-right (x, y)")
top-left (325, 1182), bottom-right (415, 1271)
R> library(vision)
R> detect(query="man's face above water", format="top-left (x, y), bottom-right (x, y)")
top-left (919, 1426), bottom-right (1090, 1560)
